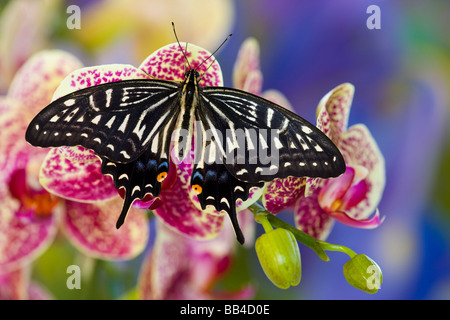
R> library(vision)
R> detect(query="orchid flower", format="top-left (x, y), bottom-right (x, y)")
top-left (262, 83), bottom-right (385, 240)
top-left (37, 43), bottom-right (262, 243)
top-left (138, 213), bottom-right (255, 299)
top-left (0, 51), bottom-right (148, 299)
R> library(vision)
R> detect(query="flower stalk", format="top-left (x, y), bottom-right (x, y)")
top-left (250, 202), bottom-right (381, 293)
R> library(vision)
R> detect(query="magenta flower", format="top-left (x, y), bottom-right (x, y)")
top-left (263, 83), bottom-right (385, 239)
top-left (138, 213), bottom-right (254, 299)
top-left (0, 51), bottom-right (148, 299)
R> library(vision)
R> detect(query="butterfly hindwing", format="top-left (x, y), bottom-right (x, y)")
top-left (200, 87), bottom-right (346, 183)
top-left (25, 79), bottom-right (180, 163)
top-left (100, 151), bottom-right (170, 228)
top-left (191, 159), bottom-right (263, 244)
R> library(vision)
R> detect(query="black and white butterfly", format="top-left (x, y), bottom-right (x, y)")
top-left (25, 31), bottom-right (345, 244)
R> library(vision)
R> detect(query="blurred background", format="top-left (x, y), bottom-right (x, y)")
top-left (1, 0), bottom-right (449, 300)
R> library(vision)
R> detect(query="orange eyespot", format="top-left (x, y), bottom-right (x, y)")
top-left (157, 172), bottom-right (168, 182)
top-left (192, 184), bottom-right (203, 195)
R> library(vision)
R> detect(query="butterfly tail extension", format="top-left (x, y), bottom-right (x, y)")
top-left (229, 203), bottom-right (245, 245)
top-left (115, 189), bottom-right (134, 229)
top-left (100, 149), bottom-right (166, 228)
top-left (191, 161), bottom-right (263, 244)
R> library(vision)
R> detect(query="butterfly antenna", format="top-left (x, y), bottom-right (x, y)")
top-left (196, 33), bottom-right (232, 71)
top-left (172, 22), bottom-right (191, 70)
top-left (197, 57), bottom-right (218, 83)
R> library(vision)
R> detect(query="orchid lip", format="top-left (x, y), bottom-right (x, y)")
top-left (319, 166), bottom-right (355, 211)
top-left (319, 165), bottom-right (370, 212)
top-left (328, 208), bottom-right (384, 229)
top-left (8, 168), bottom-right (58, 219)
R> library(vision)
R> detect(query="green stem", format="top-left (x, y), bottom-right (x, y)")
top-left (249, 202), bottom-right (357, 261)
top-left (254, 212), bottom-right (274, 233)
top-left (317, 240), bottom-right (357, 259)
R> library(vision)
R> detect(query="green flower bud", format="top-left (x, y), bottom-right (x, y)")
top-left (255, 228), bottom-right (301, 289)
top-left (343, 254), bottom-right (383, 294)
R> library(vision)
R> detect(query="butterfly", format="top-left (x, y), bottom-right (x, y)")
top-left (25, 27), bottom-right (346, 244)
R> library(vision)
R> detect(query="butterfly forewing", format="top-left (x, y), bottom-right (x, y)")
top-left (200, 87), bottom-right (346, 183)
top-left (25, 79), bottom-right (180, 163)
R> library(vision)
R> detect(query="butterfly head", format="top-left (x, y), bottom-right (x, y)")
top-left (184, 69), bottom-right (200, 84)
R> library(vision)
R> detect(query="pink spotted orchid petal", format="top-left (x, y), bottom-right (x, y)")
top-left (0, 268), bottom-right (27, 300)
top-left (316, 83), bottom-right (355, 141)
top-left (261, 89), bottom-right (294, 112)
top-left (0, 103), bottom-right (33, 182)
top-left (338, 124), bottom-right (385, 219)
top-left (138, 215), bottom-right (254, 300)
top-left (242, 69), bottom-right (263, 95)
top-left (139, 221), bottom-right (187, 299)
top-left (294, 189), bottom-right (334, 240)
top-left (39, 148), bottom-right (117, 202)
top-left (139, 42), bottom-right (223, 87)
top-left (262, 177), bottom-right (305, 214)
top-left (0, 189), bottom-right (60, 273)
top-left (304, 84), bottom-right (356, 196)
top-left (61, 197), bottom-right (148, 260)
top-left (232, 37), bottom-right (260, 91)
top-left (0, 267), bottom-right (53, 300)
top-left (328, 209), bottom-right (384, 229)
top-left (57, 146), bottom-right (99, 164)
top-left (8, 50), bottom-right (83, 119)
top-left (52, 63), bottom-right (152, 100)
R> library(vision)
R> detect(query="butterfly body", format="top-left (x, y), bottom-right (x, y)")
top-left (26, 56), bottom-right (345, 244)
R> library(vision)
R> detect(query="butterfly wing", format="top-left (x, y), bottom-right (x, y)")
top-left (200, 87), bottom-right (346, 183)
top-left (26, 79), bottom-right (181, 227)
top-left (191, 117), bottom-right (264, 244)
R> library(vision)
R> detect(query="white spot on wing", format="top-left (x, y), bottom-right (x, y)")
top-left (236, 168), bottom-right (248, 175)
top-left (120, 150), bottom-right (131, 159)
top-left (105, 116), bottom-right (116, 128)
top-left (132, 185), bottom-right (141, 196)
top-left (64, 99), bottom-right (76, 106)
top-left (220, 197), bottom-right (230, 208)
top-left (91, 115), bottom-right (102, 125)
top-left (105, 88), bottom-right (113, 108)
top-left (301, 126), bottom-right (313, 134)
top-left (273, 136), bottom-right (283, 149)
top-left (118, 114), bottom-right (130, 133)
